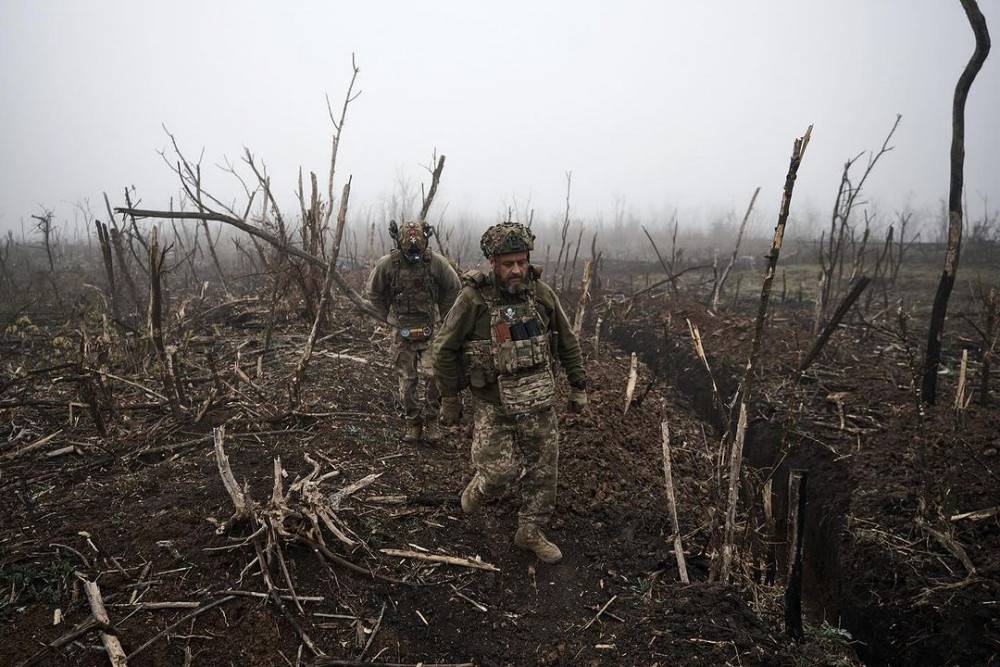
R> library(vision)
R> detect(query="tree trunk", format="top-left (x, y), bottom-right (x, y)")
top-left (922, 0), bottom-right (990, 404)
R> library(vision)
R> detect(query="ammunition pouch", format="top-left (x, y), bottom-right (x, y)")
top-left (463, 340), bottom-right (496, 388)
top-left (498, 366), bottom-right (556, 414)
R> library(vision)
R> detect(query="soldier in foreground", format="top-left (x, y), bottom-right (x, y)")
top-left (366, 220), bottom-right (462, 444)
top-left (433, 223), bottom-right (587, 563)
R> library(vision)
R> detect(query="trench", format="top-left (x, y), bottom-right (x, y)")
top-left (607, 319), bottom-right (887, 665)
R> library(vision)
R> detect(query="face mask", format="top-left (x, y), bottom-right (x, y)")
top-left (398, 223), bottom-right (428, 257)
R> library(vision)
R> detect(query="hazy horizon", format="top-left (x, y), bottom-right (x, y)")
top-left (2, 1), bottom-right (998, 239)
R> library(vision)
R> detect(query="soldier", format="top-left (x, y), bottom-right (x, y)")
top-left (433, 222), bottom-right (587, 564)
top-left (366, 220), bottom-right (462, 444)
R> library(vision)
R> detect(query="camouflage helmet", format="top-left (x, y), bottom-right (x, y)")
top-left (480, 222), bottom-right (535, 258)
top-left (389, 220), bottom-right (432, 257)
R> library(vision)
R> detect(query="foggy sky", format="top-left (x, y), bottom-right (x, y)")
top-left (1, 0), bottom-right (998, 236)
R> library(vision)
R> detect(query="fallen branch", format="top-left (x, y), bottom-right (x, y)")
top-left (580, 594), bottom-right (618, 632)
top-left (17, 617), bottom-right (102, 667)
top-left (81, 577), bottom-right (128, 666)
top-left (125, 595), bottom-right (237, 661)
top-left (1, 430), bottom-right (64, 461)
top-left (314, 660), bottom-right (474, 667)
top-left (916, 515), bottom-right (976, 576)
top-left (798, 276), bottom-right (871, 372)
top-left (951, 506), bottom-right (1000, 522)
top-left (380, 548), bottom-right (499, 572)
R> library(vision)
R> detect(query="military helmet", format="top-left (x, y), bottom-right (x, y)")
top-left (389, 220), bottom-right (432, 257)
top-left (480, 222), bottom-right (535, 258)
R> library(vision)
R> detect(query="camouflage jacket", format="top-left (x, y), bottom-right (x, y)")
top-left (365, 250), bottom-right (462, 328)
top-left (433, 267), bottom-right (586, 403)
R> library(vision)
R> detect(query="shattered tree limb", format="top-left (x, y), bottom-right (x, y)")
top-left (660, 403), bottom-right (689, 583)
top-left (290, 178), bottom-right (353, 409)
top-left (711, 186), bottom-right (760, 311)
top-left (718, 125), bottom-right (812, 584)
top-left (116, 207), bottom-right (385, 322)
top-left (798, 276), bottom-right (871, 372)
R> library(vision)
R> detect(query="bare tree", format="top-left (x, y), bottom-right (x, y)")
top-left (814, 114), bottom-right (901, 334)
top-left (922, 0), bottom-right (991, 405)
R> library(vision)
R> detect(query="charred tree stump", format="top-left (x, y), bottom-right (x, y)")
top-left (784, 469), bottom-right (807, 640)
top-left (95, 220), bottom-right (119, 322)
top-left (147, 227), bottom-right (183, 418)
top-left (922, 0), bottom-right (990, 405)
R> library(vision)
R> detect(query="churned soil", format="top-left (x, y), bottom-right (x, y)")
top-left (610, 292), bottom-right (1000, 667)
top-left (0, 288), bottom-right (868, 667)
top-left (1, 305), bottom-right (819, 667)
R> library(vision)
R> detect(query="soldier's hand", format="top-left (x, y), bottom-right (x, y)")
top-left (567, 388), bottom-right (588, 414)
top-left (439, 396), bottom-right (463, 426)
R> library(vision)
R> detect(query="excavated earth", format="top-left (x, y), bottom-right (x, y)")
top-left (610, 293), bottom-right (1000, 667)
top-left (0, 295), bottom-right (855, 666)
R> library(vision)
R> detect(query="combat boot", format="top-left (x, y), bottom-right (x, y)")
top-left (460, 477), bottom-right (483, 514)
top-left (423, 419), bottom-right (442, 444)
top-left (514, 524), bottom-right (563, 564)
top-left (401, 420), bottom-right (422, 443)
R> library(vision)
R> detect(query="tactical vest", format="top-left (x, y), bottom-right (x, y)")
top-left (462, 276), bottom-right (555, 414)
top-left (390, 249), bottom-right (436, 340)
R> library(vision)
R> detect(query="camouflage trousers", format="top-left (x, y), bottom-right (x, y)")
top-left (392, 334), bottom-right (440, 425)
top-left (467, 401), bottom-right (559, 527)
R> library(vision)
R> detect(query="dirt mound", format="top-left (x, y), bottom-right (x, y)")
top-left (609, 292), bottom-right (1000, 666)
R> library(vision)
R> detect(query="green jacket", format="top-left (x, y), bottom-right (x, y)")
top-left (433, 268), bottom-right (586, 403)
top-left (365, 250), bottom-right (462, 327)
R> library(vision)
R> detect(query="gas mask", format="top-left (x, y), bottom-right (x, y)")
top-left (389, 220), bottom-right (433, 261)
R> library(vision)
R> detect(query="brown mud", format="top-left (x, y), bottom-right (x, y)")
top-left (2, 302), bottom-right (818, 667)
top-left (609, 296), bottom-right (1000, 667)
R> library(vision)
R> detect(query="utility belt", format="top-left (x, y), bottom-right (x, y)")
top-left (398, 323), bottom-right (433, 342)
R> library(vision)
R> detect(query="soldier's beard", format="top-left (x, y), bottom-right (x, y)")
top-left (496, 273), bottom-right (529, 295)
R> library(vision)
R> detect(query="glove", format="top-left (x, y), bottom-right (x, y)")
top-left (439, 396), bottom-right (463, 426)
top-left (567, 388), bottom-right (588, 414)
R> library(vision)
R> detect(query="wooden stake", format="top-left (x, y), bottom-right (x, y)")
top-left (719, 400), bottom-right (748, 584)
top-left (784, 470), bottom-right (807, 640)
top-left (955, 348), bottom-right (969, 410)
top-left (623, 352), bottom-right (638, 416)
top-left (572, 258), bottom-right (594, 338)
top-left (660, 402), bottom-right (689, 583)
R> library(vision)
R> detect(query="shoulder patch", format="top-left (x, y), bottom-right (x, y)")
top-left (461, 269), bottom-right (488, 288)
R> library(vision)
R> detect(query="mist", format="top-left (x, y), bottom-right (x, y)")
top-left (1, 0), bottom-right (998, 240)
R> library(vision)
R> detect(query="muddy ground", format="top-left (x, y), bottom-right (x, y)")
top-left (2, 261), bottom-right (997, 666)
top-left (1, 287), bottom-right (859, 667)
top-left (609, 286), bottom-right (1000, 667)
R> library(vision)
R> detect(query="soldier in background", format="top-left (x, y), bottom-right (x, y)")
top-left (366, 220), bottom-right (462, 444)
top-left (433, 222), bottom-right (587, 563)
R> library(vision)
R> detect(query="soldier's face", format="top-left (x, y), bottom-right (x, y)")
top-left (491, 251), bottom-right (529, 290)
